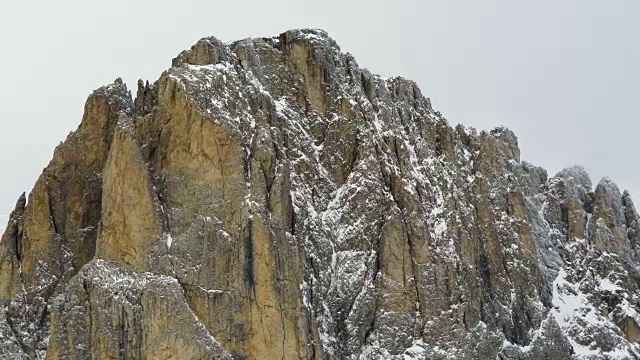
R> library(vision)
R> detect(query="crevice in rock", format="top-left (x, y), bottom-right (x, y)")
top-left (303, 259), bottom-right (318, 359)
top-left (404, 228), bottom-right (425, 325)
top-left (392, 137), bottom-right (402, 172)
top-left (289, 196), bottom-right (296, 236)
top-left (244, 220), bottom-right (255, 290)
top-left (463, 311), bottom-right (469, 332)
top-left (344, 131), bottom-right (360, 184)
top-left (360, 73), bottom-right (374, 105)
top-left (479, 252), bottom-right (493, 299)
top-left (82, 278), bottom-right (93, 356)
top-left (5, 310), bottom-right (31, 358)
top-left (362, 252), bottom-right (380, 347)
top-left (279, 303), bottom-right (287, 360)
top-left (45, 188), bottom-right (61, 237)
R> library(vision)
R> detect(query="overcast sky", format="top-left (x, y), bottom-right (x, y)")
top-left (1, 1), bottom-right (638, 232)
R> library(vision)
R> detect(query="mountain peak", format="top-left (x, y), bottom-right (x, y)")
top-left (1, 30), bottom-right (639, 359)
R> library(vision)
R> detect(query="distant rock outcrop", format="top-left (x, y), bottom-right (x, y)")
top-left (1, 29), bottom-right (639, 359)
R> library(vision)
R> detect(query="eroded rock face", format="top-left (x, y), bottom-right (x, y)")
top-left (1, 29), bottom-right (640, 359)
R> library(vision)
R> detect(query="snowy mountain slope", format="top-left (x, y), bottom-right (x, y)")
top-left (0, 29), bottom-right (639, 359)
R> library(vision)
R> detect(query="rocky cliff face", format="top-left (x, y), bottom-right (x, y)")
top-left (1, 29), bottom-right (639, 359)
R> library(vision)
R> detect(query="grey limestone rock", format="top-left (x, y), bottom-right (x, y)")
top-left (1, 29), bottom-right (639, 359)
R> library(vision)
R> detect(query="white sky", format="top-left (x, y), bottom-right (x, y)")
top-left (1, 1), bottom-right (639, 233)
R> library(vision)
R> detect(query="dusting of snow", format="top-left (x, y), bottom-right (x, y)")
top-left (600, 278), bottom-right (622, 293)
top-left (551, 267), bottom-right (640, 359)
top-left (166, 233), bottom-right (173, 249)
